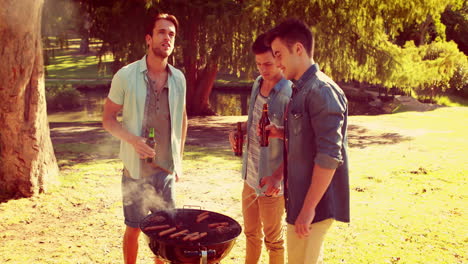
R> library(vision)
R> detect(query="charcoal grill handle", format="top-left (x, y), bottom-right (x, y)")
top-left (183, 249), bottom-right (216, 258)
top-left (201, 250), bottom-right (208, 264)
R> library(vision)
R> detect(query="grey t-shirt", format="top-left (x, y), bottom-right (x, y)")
top-left (141, 74), bottom-right (174, 176)
top-left (245, 93), bottom-right (267, 192)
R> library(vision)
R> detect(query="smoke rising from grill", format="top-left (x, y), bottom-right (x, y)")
top-left (122, 173), bottom-right (169, 215)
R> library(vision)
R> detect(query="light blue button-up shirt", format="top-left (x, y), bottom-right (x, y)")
top-left (242, 75), bottom-right (292, 194)
top-left (108, 55), bottom-right (186, 179)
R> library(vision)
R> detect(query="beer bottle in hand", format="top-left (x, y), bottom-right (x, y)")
top-left (234, 122), bottom-right (243, 156)
top-left (146, 128), bottom-right (156, 163)
top-left (259, 103), bottom-right (270, 147)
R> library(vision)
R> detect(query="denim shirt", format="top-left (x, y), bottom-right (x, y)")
top-left (242, 76), bottom-right (292, 194)
top-left (108, 55), bottom-right (186, 179)
top-left (285, 64), bottom-right (350, 224)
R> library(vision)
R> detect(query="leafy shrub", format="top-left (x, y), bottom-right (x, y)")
top-left (46, 84), bottom-right (83, 111)
top-left (388, 41), bottom-right (468, 98)
top-left (449, 62), bottom-right (468, 96)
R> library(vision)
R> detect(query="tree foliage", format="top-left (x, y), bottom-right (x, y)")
top-left (240, 0), bottom-right (467, 95)
top-left (42, 0), bottom-right (90, 51)
top-left (42, 0), bottom-right (78, 43)
top-left (62, 0), bottom-right (467, 114)
top-left (387, 41), bottom-right (467, 94)
top-left (442, 3), bottom-right (468, 55)
top-left (85, 1), bottom-right (149, 72)
top-left (145, 0), bottom-right (247, 114)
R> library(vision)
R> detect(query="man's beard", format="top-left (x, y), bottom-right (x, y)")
top-left (152, 46), bottom-right (171, 59)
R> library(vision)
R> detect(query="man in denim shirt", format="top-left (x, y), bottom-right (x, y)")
top-left (264, 19), bottom-right (350, 264)
top-left (229, 33), bottom-right (291, 264)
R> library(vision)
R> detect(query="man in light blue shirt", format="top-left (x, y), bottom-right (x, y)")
top-left (102, 13), bottom-right (187, 264)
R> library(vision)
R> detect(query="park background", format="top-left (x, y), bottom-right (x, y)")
top-left (0, 0), bottom-right (467, 263)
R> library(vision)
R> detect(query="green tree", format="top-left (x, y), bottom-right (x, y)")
top-left (274, 0), bottom-right (466, 96)
top-left (80, 0), bottom-right (249, 115)
top-left (79, 0), bottom-right (466, 115)
top-left (442, 3), bottom-right (468, 55)
top-left (83, 1), bottom-right (149, 72)
top-left (146, 0), bottom-right (246, 115)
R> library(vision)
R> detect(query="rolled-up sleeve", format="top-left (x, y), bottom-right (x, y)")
top-left (307, 83), bottom-right (346, 169)
top-left (108, 70), bottom-right (125, 105)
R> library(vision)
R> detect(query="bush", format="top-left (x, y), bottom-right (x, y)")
top-left (449, 62), bottom-right (468, 96)
top-left (390, 41), bottom-right (468, 98)
top-left (46, 84), bottom-right (83, 111)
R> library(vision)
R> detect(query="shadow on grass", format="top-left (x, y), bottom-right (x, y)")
top-left (348, 124), bottom-right (412, 148)
top-left (48, 119), bottom-right (413, 169)
top-left (50, 121), bottom-right (106, 144)
top-left (50, 121), bottom-right (119, 167)
top-left (184, 145), bottom-right (234, 160)
top-left (187, 121), bottom-right (414, 150)
top-left (0, 194), bottom-right (16, 204)
top-left (1, 119), bottom-right (412, 203)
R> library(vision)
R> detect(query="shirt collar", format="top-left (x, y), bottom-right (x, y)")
top-left (292, 63), bottom-right (320, 90)
top-left (259, 76), bottom-right (288, 94)
top-left (139, 55), bottom-right (173, 77)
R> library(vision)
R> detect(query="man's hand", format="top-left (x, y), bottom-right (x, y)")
top-left (130, 135), bottom-right (155, 159)
top-left (257, 123), bottom-right (284, 139)
top-left (103, 98), bottom-right (156, 160)
top-left (259, 163), bottom-right (284, 196)
top-left (294, 208), bottom-right (316, 239)
top-left (294, 164), bottom-right (336, 239)
top-left (259, 175), bottom-right (281, 197)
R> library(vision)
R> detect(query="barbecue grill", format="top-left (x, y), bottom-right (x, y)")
top-left (140, 207), bottom-right (242, 264)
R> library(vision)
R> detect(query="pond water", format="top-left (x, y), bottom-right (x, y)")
top-left (47, 88), bottom-right (252, 123)
top-left (209, 88), bottom-right (251, 116)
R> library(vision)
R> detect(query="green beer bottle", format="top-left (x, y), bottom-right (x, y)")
top-left (146, 128), bottom-right (156, 163)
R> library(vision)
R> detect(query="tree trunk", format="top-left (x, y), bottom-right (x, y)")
top-left (191, 62), bottom-right (219, 115)
top-left (79, 36), bottom-right (90, 54)
top-left (416, 15), bottom-right (433, 46)
top-left (0, 0), bottom-right (59, 198)
top-left (79, 11), bottom-right (91, 54)
top-left (182, 14), bottom-right (200, 115)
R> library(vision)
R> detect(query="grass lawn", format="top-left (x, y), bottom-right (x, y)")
top-left (340, 107), bottom-right (467, 263)
top-left (45, 45), bottom-right (113, 86)
top-left (432, 94), bottom-right (468, 107)
top-left (1, 108), bottom-right (466, 262)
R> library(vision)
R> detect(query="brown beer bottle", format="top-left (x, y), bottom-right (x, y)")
top-left (259, 103), bottom-right (270, 147)
top-left (146, 128), bottom-right (156, 163)
top-left (234, 122), bottom-right (243, 156)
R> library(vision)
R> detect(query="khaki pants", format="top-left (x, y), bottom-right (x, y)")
top-left (287, 218), bottom-right (334, 264)
top-left (242, 182), bottom-right (285, 264)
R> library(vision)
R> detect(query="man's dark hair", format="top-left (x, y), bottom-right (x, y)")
top-left (252, 33), bottom-right (272, 55)
top-left (265, 19), bottom-right (314, 57)
top-left (145, 13), bottom-right (179, 37)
